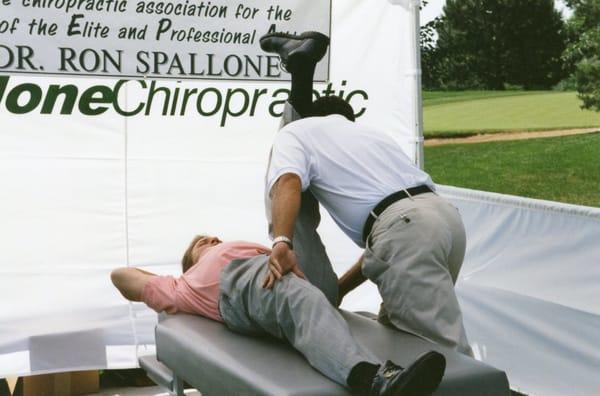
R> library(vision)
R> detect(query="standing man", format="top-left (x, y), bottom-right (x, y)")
top-left (261, 32), bottom-right (473, 356)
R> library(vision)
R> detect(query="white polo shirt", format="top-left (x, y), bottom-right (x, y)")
top-left (266, 114), bottom-right (435, 247)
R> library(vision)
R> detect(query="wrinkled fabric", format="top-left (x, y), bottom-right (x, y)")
top-left (362, 192), bottom-right (472, 356)
top-left (219, 255), bottom-right (380, 386)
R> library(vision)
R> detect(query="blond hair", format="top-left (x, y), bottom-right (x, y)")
top-left (181, 235), bottom-right (207, 273)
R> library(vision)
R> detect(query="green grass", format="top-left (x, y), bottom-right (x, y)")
top-left (424, 132), bottom-right (600, 207)
top-left (423, 91), bottom-right (600, 138)
top-left (423, 90), bottom-right (541, 107)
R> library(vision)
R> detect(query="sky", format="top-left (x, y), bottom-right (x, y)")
top-left (420, 0), bottom-right (573, 24)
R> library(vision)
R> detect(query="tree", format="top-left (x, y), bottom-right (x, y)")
top-left (563, 0), bottom-right (600, 111)
top-left (420, 2), bottom-right (445, 89)
top-left (423, 0), bottom-right (567, 90)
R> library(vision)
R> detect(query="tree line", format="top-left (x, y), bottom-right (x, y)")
top-left (421, 0), bottom-right (600, 111)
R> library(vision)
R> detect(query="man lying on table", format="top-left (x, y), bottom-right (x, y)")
top-left (111, 235), bottom-right (446, 396)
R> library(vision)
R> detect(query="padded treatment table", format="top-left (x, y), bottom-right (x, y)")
top-left (140, 311), bottom-right (510, 396)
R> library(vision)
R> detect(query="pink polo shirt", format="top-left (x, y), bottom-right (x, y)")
top-left (141, 241), bottom-right (270, 322)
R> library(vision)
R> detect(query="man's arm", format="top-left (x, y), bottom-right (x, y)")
top-left (337, 253), bottom-right (367, 306)
top-left (271, 173), bottom-right (302, 240)
top-left (263, 173), bottom-right (306, 288)
top-left (111, 267), bottom-right (157, 301)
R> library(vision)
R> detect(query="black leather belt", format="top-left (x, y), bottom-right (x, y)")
top-left (362, 185), bottom-right (433, 243)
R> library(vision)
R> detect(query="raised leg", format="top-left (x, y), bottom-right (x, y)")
top-left (260, 31), bottom-right (329, 117)
top-left (262, 31), bottom-right (338, 304)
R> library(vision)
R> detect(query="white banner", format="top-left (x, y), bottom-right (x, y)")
top-left (0, 0), bottom-right (420, 377)
top-left (0, 0), bottom-right (331, 80)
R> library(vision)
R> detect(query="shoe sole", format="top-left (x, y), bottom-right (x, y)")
top-left (259, 31), bottom-right (329, 47)
top-left (259, 31), bottom-right (330, 63)
top-left (393, 351), bottom-right (446, 396)
top-left (287, 38), bottom-right (329, 66)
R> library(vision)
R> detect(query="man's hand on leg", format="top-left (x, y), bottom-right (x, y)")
top-left (263, 243), bottom-right (305, 289)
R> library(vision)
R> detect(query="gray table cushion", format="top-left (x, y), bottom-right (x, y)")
top-left (155, 311), bottom-right (509, 396)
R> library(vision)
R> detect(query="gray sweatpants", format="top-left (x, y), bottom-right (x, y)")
top-left (362, 192), bottom-right (473, 356)
top-left (219, 255), bottom-right (380, 386)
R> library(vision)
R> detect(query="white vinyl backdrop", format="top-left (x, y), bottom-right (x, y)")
top-left (1, 1), bottom-right (599, 395)
top-left (0, 0), bottom-right (421, 377)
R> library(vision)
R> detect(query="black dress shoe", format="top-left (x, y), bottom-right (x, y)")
top-left (259, 31), bottom-right (329, 72)
top-left (370, 351), bottom-right (446, 396)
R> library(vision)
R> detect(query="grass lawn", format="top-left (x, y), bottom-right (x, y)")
top-left (423, 90), bottom-right (542, 107)
top-left (424, 132), bottom-right (600, 207)
top-left (423, 91), bottom-right (600, 138)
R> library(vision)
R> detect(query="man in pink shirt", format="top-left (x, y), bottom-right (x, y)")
top-left (111, 235), bottom-right (446, 396)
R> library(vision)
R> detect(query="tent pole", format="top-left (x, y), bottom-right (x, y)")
top-left (409, 0), bottom-right (425, 169)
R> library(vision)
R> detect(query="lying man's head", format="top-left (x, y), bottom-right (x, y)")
top-left (181, 235), bottom-right (222, 273)
top-left (309, 95), bottom-right (356, 122)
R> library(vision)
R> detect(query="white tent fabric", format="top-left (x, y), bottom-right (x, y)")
top-left (1, 2), bottom-right (599, 396)
top-left (445, 186), bottom-right (600, 396)
top-left (0, 0), bottom-right (420, 377)
top-left (340, 186), bottom-right (600, 396)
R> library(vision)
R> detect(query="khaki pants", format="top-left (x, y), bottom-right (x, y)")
top-left (362, 192), bottom-right (473, 356)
